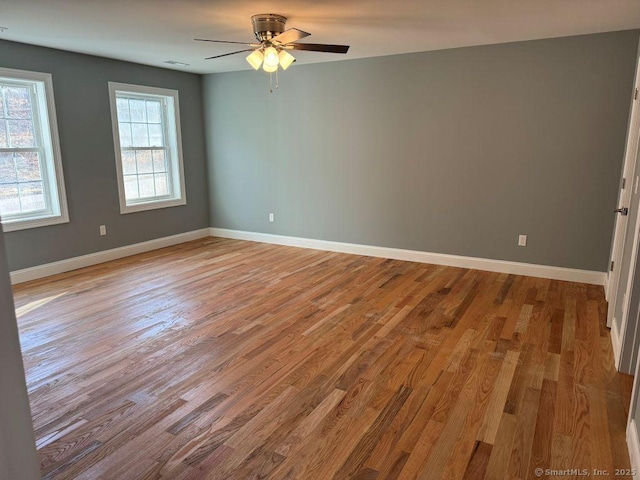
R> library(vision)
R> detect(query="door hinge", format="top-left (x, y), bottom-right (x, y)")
top-left (622, 177), bottom-right (627, 189)
top-left (635, 88), bottom-right (639, 100)
top-left (611, 261), bottom-right (615, 272)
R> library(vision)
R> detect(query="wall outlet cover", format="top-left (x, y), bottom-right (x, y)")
top-left (518, 234), bottom-right (527, 247)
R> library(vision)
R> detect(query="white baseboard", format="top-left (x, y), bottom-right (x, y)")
top-left (10, 227), bottom-right (608, 287)
top-left (628, 420), bottom-right (640, 480)
top-left (612, 318), bottom-right (622, 369)
top-left (209, 228), bottom-right (606, 286)
top-left (10, 228), bottom-right (210, 285)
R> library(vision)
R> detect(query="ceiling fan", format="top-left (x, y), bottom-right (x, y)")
top-left (195, 14), bottom-right (350, 72)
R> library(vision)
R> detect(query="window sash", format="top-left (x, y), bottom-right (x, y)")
top-left (0, 80), bottom-right (55, 221)
top-left (116, 94), bottom-right (175, 204)
top-left (120, 145), bottom-right (173, 200)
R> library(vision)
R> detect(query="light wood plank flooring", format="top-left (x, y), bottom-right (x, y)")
top-left (13, 237), bottom-right (633, 479)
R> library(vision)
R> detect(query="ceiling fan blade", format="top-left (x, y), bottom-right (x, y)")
top-left (195, 38), bottom-right (258, 47)
top-left (205, 49), bottom-right (255, 60)
top-left (271, 28), bottom-right (311, 45)
top-left (288, 43), bottom-right (350, 54)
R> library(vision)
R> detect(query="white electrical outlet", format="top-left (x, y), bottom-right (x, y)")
top-left (518, 234), bottom-right (527, 247)
top-left (269, 213), bottom-right (274, 223)
top-left (100, 225), bottom-right (107, 236)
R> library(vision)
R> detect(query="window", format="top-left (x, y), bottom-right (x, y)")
top-left (108, 82), bottom-right (186, 214)
top-left (0, 68), bottom-right (68, 232)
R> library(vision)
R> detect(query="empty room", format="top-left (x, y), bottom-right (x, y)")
top-left (4, 1), bottom-right (640, 479)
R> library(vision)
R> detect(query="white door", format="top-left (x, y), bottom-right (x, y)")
top-left (611, 138), bottom-right (640, 372)
top-left (608, 72), bottom-right (640, 331)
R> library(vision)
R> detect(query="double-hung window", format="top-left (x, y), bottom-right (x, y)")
top-left (0, 68), bottom-right (68, 231)
top-left (108, 82), bottom-right (186, 214)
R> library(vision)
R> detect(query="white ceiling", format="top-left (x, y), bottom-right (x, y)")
top-left (2, 0), bottom-right (640, 74)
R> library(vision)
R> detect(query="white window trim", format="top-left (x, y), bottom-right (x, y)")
top-left (108, 82), bottom-right (186, 214)
top-left (0, 67), bottom-right (69, 232)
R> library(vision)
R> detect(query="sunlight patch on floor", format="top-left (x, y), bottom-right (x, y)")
top-left (15, 292), bottom-right (66, 318)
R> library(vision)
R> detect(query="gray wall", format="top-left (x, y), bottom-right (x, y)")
top-left (204, 30), bottom-right (639, 272)
top-left (0, 40), bottom-right (209, 271)
top-left (0, 225), bottom-right (40, 480)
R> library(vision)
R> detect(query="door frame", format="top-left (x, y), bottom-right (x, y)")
top-left (625, 331), bottom-right (640, 474)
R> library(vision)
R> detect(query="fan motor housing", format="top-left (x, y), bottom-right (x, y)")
top-left (251, 14), bottom-right (287, 42)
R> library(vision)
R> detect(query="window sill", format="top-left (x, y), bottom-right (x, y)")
top-left (120, 197), bottom-right (186, 215)
top-left (1, 213), bottom-right (70, 232)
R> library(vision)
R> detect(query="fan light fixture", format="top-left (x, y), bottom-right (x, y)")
top-left (199, 14), bottom-right (349, 91)
top-left (245, 46), bottom-right (296, 72)
top-left (263, 47), bottom-right (279, 68)
top-left (246, 49), bottom-right (264, 70)
top-left (278, 50), bottom-right (295, 70)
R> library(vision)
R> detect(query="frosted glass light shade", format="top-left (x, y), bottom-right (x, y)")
top-left (278, 50), bottom-right (295, 70)
top-left (263, 62), bottom-right (278, 73)
top-left (246, 49), bottom-right (264, 70)
top-left (263, 47), bottom-right (279, 69)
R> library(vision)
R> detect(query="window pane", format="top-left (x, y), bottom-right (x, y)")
top-left (138, 174), bottom-right (155, 198)
top-left (122, 150), bottom-right (136, 175)
top-left (124, 175), bottom-right (139, 199)
top-left (116, 97), bottom-right (130, 122)
top-left (131, 123), bottom-right (149, 147)
top-left (148, 124), bottom-right (163, 147)
top-left (118, 122), bottom-right (132, 147)
top-left (0, 121), bottom-right (8, 148)
top-left (154, 173), bottom-right (168, 196)
top-left (136, 150), bottom-right (153, 174)
top-left (5, 87), bottom-right (32, 119)
top-left (0, 93), bottom-right (4, 118)
top-left (129, 99), bottom-right (147, 123)
top-left (0, 153), bottom-right (16, 184)
top-left (15, 152), bottom-right (42, 182)
top-left (7, 119), bottom-right (36, 147)
top-left (0, 184), bottom-right (20, 215)
top-left (152, 150), bottom-right (166, 172)
top-left (146, 100), bottom-right (162, 123)
top-left (18, 181), bottom-right (44, 212)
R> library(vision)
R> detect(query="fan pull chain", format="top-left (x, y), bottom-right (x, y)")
top-left (268, 70), bottom-right (279, 93)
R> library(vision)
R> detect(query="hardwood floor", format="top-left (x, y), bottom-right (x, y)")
top-left (13, 237), bottom-right (633, 480)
